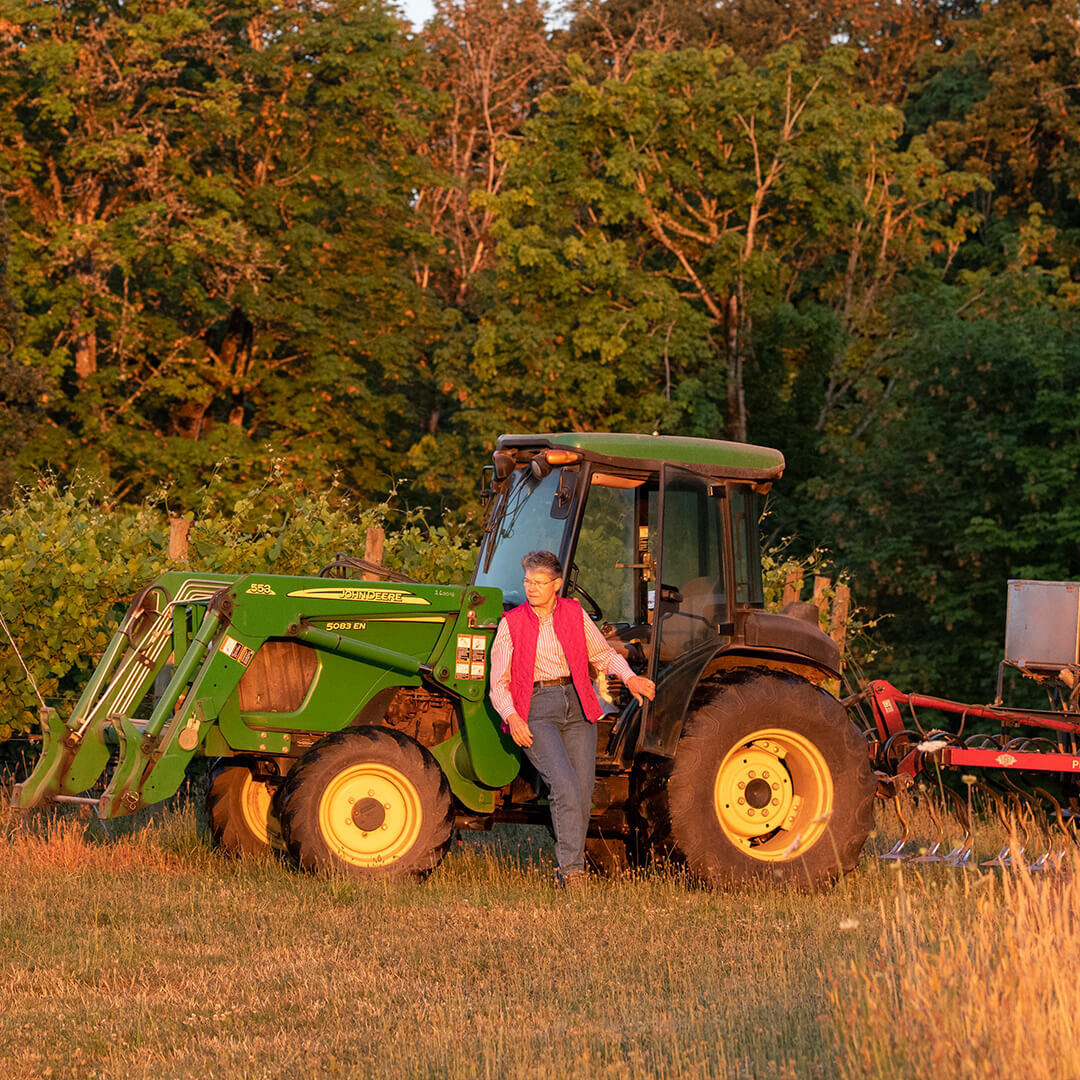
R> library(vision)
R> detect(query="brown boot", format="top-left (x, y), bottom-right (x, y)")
top-left (557, 870), bottom-right (588, 890)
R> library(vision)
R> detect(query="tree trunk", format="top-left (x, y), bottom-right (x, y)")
top-left (73, 319), bottom-right (97, 379)
top-left (725, 291), bottom-right (747, 442)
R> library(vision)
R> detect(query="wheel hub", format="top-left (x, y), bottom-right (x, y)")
top-left (744, 777), bottom-right (772, 809)
top-left (351, 797), bottom-right (386, 832)
top-left (713, 740), bottom-right (792, 839)
top-left (318, 763), bottom-right (423, 868)
top-left (712, 728), bottom-right (834, 861)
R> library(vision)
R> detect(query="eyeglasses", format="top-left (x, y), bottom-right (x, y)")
top-left (523, 576), bottom-right (559, 588)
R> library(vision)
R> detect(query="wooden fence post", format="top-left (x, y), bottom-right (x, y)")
top-left (831, 584), bottom-right (851, 653)
top-left (168, 517), bottom-right (191, 562)
top-left (364, 527), bottom-right (385, 579)
top-left (782, 568), bottom-right (802, 607)
top-left (812, 575), bottom-right (830, 625)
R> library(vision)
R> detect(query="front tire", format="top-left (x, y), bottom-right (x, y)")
top-left (637, 668), bottom-right (875, 888)
top-left (278, 727), bottom-right (453, 880)
top-left (206, 759), bottom-right (284, 856)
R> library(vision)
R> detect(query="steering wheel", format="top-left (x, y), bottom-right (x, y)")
top-left (569, 573), bottom-right (603, 621)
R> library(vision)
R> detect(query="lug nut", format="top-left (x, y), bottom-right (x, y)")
top-left (747, 809), bottom-right (755, 816)
top-left (748, 770), bottom-right (756, 778)
top-left (737, 797), bottom-right (745, 805)
top-left (771, 798), bottom-right (780, 806)
top-left (737, 781), bottom-right (746, 789)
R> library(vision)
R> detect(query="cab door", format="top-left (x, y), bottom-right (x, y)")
top-left (636, 467), bottom-right (732, 756)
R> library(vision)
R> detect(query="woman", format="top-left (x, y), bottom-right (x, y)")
top-left (489, 550), bottom-right (655, 887)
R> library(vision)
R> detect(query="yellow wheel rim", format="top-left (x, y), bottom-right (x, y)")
top-left (317, 764), bottom-right (423, 868)
top-left (712, 727), bottom-right (833, 862)
top-left (239, 773), bottom-right (283, 852)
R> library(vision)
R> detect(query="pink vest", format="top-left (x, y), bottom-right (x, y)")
top-left (504, 596), bottom-right (603, 724)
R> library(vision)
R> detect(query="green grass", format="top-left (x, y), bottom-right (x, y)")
top-left (0, 788), bottom-right (1075, 1080)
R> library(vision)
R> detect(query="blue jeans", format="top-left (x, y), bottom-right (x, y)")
top-left (523, 685), bottom-right (598, 879)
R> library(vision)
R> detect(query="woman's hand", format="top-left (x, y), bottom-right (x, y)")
top-left (507, 713), bottom-right (533, 748)
top-left (626, 675), bottom-right (656, 705)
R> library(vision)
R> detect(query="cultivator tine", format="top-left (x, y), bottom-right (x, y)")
top-left (982, 846), bottom-right (1015, 869)
top-left (910, 792), bottom-right (947, 863)
top-left (910, 840), bottom-right (942, 863)
top-left (999, 777), bottom-right (1056, 872)
top-left (1029, 787), bottom-right (1072, 871)
top-left (976, 782), bottom-right (1025, 868)
top-left (940, 787), bottom-right (974, 868)
top-left (880, 792), bottom-right (911, 861)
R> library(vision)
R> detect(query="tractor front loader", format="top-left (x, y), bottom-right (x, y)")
top-left (15, 571), bottom-right (516, 874)
top-left (15, 433), bottom-right (876, 886)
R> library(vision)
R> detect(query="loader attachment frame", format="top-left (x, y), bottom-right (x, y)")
top-left (13, 573), bottom-right (234, 809)
top-left (16, 571), bottom-right (517, 818)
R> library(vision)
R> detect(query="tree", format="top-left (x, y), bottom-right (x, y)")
top-left (414, 0), bottom-right (558, 308)
top-left (913, 0), bottom-right (1080, 235)
top-left (423, 44), bottom-right (975, 480)
top-left (806, 213), bottom-right (1080, 696)
top-left (0, 0), bottom-right (434, 505)
top-left (0, 197), bottom-right (44, 500)
top-left (557, 0), bottom-right (720, 80)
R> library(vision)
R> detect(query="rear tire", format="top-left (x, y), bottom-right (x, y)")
top-left (584, 834), bottom-right (630, 877)
top-left (278, 727), bottom-right (453, 880)
top-left (636, 668), bottom-right (875, 888)
top-left (206, 759), bottom-right (283, 856)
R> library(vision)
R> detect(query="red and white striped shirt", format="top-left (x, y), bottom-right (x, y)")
top-left (489, 609), bottom-right (635, 722)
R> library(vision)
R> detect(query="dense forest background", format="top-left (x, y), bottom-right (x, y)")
top-left (1, 0), bottom-right (1078, 698)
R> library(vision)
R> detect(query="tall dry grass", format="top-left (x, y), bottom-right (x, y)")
top-left (832, 840), bottom-right (1080, 1080)
top-left (1, 789), bottom-right (1077, 1080)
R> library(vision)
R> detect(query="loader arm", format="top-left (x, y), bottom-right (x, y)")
top-left (18, 571), bottom-right (519, 819)
top-left (13, 573), bottom-right (235, 809)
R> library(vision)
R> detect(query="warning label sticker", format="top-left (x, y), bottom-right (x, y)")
top-left (220, 635), bottom-right (255, 667)
top-left (455, 634), bottom-right (472, 680)
top-left (470, 634), bottom-right (487, 680)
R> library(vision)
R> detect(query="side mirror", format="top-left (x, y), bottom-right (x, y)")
top-left (550, 467), bottom-right (579, 519)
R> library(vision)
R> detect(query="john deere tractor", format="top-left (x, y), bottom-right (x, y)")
top-left (14, 433), bottom-right (874, 886)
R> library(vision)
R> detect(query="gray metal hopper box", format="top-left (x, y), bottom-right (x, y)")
top-left (1005, 579), bottom-right (1080, 668)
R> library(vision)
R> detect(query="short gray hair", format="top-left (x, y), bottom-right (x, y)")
top-left (522, 550), bottom-right (563, 578)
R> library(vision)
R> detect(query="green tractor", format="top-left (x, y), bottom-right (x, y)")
top-left (14, 433), bottom-right (874, 886)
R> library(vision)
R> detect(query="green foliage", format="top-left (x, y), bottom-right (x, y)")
top-left (806, 225), bottom-right (1080, 696)
top-left (0, 198), bottom-right (44, 500)
top-left (0, 468), bottom-right (475, 737)
top-left (761, 533), bottom-right (885, 673)
top-left (0, 0), bottom-right (436, 506)
top-left (418, 43), bottom-right (980, 524)
top-left (1, 0), bottom-right (1079, 701)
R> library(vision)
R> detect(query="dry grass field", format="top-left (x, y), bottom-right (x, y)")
top-left (0, 787), bottom-right (1076, 1080)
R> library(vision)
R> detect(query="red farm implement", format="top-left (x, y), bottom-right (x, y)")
top-left (847, 579), bottom-right (1080, 869)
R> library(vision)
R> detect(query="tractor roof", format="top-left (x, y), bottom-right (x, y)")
top-left (496, 432), bottom-right (785, 480)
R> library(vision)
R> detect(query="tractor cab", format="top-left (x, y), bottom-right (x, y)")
top-left (473, 433), bottom-right (840, 758)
